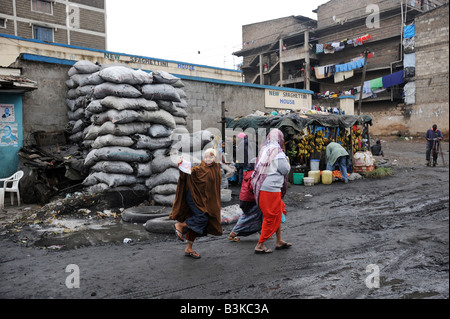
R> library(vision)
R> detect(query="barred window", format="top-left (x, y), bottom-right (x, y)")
top-left (31, 0), bottom-right (53, 15)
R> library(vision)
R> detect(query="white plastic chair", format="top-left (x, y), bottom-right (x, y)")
top-left (0, 170), bottom-right (24, 210)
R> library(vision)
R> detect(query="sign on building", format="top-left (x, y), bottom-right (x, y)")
top-left (265, 89), bottom-right (311, 110)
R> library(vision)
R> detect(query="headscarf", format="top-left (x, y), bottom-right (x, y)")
top-left (170, 150), bottom-right (222, 236)
top-left (252, 128), bottom-right (288, 204)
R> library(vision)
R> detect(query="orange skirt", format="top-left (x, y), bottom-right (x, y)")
top-left (258, 191), bottom-right (286, 243)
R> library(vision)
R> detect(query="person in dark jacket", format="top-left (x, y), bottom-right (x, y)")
top-left (425, 124), bottom-right (443, 166)
top-left (236, 133), bottom-right (255, 185)
top-left (371, 140), bottom-right (384, 157)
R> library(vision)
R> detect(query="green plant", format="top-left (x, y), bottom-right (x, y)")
top-left (365, 167), bottom-right (393, 178)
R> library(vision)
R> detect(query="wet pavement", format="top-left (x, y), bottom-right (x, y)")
top-left (0, 137), bottom-right (448, 303)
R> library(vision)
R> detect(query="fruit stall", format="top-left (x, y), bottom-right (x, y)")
top-left (226, 111), bottom-right (373, 184)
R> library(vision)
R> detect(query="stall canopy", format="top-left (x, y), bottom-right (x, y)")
top-left (226, 113), bottom-right (373, 135)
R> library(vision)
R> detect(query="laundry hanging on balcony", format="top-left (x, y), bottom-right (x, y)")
top-left (314, 64), bottom-right (335, 79)
top-left (335, 57), bottom-right (366, 72)
top-left (315, 34), bottom-right (371, 55)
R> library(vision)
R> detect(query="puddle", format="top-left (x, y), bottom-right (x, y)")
top-left (32, 218), bottom-right (170, 250)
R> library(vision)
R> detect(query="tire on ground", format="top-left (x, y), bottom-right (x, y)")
top-left (121, 206), bottom-right (172, 223)
top-left (143, 216), bottom-right (176, 234)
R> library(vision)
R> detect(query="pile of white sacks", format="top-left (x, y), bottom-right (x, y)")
top-left (64, 60), bottom-right (213, 206)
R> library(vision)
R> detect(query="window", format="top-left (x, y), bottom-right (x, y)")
top-left (0, 18), bottom-right (6, 29)
top-left (31, 0), bottom-right (53, 15)
top-left (33, 25), bottom-right (53, 42)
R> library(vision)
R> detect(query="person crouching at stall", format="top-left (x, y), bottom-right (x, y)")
top-left (170, 148), bottom-right (222, 259)
top-left (251, 129), bottom-right (292, 254)
top-left (324, 139), bottom-right (350, 184)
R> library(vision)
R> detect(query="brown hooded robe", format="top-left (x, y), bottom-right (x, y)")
top-left (169, 161), bottom-right (222, 236)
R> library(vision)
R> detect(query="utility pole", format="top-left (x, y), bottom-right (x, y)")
top-left (220, 101), bottom-right (226, 142)
top-left (304, 30), bottom-right (310, 90)
top-left (357, 49), bottom-right (370, 115)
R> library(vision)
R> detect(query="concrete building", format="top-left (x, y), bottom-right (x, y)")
top-left (0, 33), bottom-right (314, 178)
top-left (0, 0), bottom-right (106, 50)
top-left (233, 15), bottom-right (318, 91)
top-left (234, 0), bottom-right (449, 136)
top-left (409, 3), bottom-right (449, 134)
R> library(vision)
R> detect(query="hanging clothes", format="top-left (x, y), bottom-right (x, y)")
top-left (404, 81), bottom-right (415, 105)
top-left (370, 77), bottom-right (383, 91)
top-left (404, 53), bottom-right (415, 67)
top-left (323, 43), bottom-right (335, 54)
top-left (403, 37), bottom-right (415, 53)
top-left (316, 43), bottom-right (324, 54)
top-left (334, 70), bottom-right (354, 83)
top-left (404, 24), bottom-right (415, 39)
top-left (363, 81), bottom-right (372, 94)
top-left (314, 64), bottom-right (334, 79)
top-left (335, 58), bottom-right (365, 73)
top-left (314, 66), bottom-right (325, 79)
top-left (382, 70), bottom-right (404, 88)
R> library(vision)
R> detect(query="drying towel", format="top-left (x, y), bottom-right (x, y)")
top-left (363, 81), bottom-right (372, 94)
top-left (404, 24), bottom-right (415, 39)
top-left (404, 53), bottom-right (415, 67)
top-left (316, 43), bottom-right (324, 53)
top-left (382, 70), bottom-right (404, 88)
top-left (314, 64), bottom-right (334, 79)
top-left (370, 77), bottom-right (383, 91)
top-left (334, 70), bottom-right (354, 83)
top-left (335, 58), bottom-right (365, 73)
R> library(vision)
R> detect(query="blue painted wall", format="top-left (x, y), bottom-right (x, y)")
top-left (0, 93), bottom-right (23, 178)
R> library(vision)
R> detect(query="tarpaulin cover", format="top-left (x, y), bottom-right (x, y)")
top-left (226, 113), bottom-right (372, 134)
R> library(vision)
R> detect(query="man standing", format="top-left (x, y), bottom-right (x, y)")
top-left (325, 140), bottom-right (350, 183)
top-left (425, 124), bottom-right (443, 167)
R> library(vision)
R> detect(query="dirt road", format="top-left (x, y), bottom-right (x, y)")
top-left (0, 137), bottom-right (448, 304)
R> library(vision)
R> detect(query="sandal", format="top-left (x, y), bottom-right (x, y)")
top-left (173, 224), bottom-right (185, 242)
top-left (227, 235), bottom-right (241, 242)
top-left (254, 248), bottom-right (272, 254)
top-left (275, 242), bottom-right (292, 250)
top-left (185, 251), bottom-right (201, 259)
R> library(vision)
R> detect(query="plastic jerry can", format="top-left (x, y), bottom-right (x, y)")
top-left (322, 170), bottom-right (332, 184)
top-left (308, 170), bottom-right (320, 184)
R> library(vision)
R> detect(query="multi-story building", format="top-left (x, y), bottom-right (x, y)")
top-left (234, 0), bottom-right (448, 136)
top-left (0, 0), bottom-right (106, 50)
top-left (233, 15), bottom-right (319, 91)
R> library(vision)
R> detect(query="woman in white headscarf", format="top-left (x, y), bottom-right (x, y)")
top-left (252, 129), bottom-right (292, 254)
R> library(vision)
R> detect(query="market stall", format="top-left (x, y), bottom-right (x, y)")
top-left (226, 110), bottom-right (373, 184)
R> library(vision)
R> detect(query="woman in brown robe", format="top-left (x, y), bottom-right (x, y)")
top-left (170, 148), bottom-right (222, 259)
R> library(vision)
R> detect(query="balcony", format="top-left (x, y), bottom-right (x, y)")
top-left (280, 45), bottom-right (318, 63)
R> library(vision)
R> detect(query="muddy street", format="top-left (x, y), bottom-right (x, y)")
top-left (0, 138), bottom-right (448, 303)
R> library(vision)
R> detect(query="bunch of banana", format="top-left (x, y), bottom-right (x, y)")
top-left (352, 128), bottom-right (362, 154)
top-left (297, 130), bottom-right (329, 157)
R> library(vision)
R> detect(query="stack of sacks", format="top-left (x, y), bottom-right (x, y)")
top-left (170, 129), bottom-right (215, 164)
top-left (65, 60), bottom-right (101, 148)
top-left (69, 63), bottom-right (187, 206)
top-left (147, 129), bottom-right (215, 206)
top-left (140, 71), bottom-right (189, 206)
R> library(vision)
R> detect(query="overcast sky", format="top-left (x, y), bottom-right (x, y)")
top-left (105, 0), bottom-right (329, 70)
